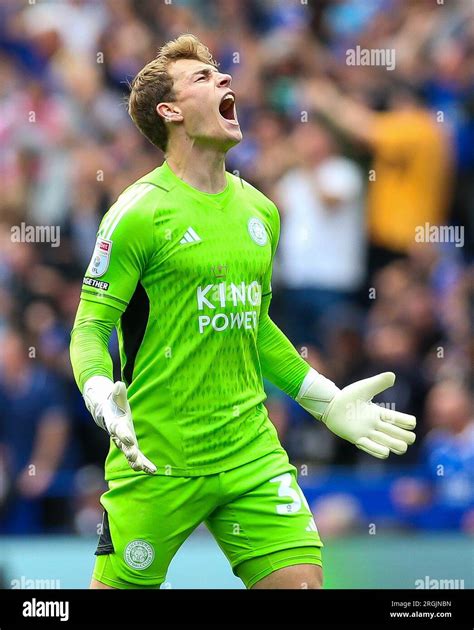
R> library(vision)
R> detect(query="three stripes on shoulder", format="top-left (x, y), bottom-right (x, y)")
top-left (99, 184), bottom-right (156, 240)
top-left (99, 184), bottom-right (203, 246)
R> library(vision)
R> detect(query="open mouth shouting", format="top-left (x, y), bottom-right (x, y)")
top-left (219, 91), bottom-right (239, 126)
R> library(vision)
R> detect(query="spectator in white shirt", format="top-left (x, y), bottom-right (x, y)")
top-left (275, 120), bottom-right (365, 348)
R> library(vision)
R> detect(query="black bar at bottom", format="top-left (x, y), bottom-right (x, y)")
top-left (0, 588), bottom-right (471, 628)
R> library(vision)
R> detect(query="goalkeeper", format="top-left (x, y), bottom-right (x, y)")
top-left (70, 35), bottom-right (416, 590)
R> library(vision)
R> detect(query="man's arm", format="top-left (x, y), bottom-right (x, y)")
top-left (70, 301), bottom-right (115, 392)
top-left (257, 204), bottom-right (416, 459)
top-left (17, 409), bottom-right (69, 498)
top-left (257, 295), bottom-right (416, 459)
top-left (303, 78), bottom-right (377, 147)
top-left (256, 293), bottom-right (337, 402)
top-left (70, 299), bottom-right (156, 474)
top-left (257, 294), bottom-right (311, 399)
top-left (256, 201), bottom-right (329, 400)
top-left (70, 182), bottom-right (160, 474)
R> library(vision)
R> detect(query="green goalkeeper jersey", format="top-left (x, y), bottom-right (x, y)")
top-left (75, 161), bottom-right (305, 478)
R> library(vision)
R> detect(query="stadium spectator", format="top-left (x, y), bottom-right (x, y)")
top-left (275, 120), bottom-right (365, 348)
top-left (303, 79), bottom-right (453, 273)
top-left (392, 381), bottom-right (474, 531)
top-left (0, 328), bottom-right (71, 533)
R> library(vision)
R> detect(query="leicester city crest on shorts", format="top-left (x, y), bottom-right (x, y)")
top-left (124, 540), bottom-right (155, 570)
top-left (248, 217), bottom-right (268, 246)
top-left (88, 237), bottom-right (112, 277)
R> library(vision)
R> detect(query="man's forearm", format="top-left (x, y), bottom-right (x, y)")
top-left (69, 300), bottom-right (117, 393)
top-left (305, 80), bottom-right (376, 146)
top-left (257, 308), bottom-right (311, 399)
top-left (30, 412), bottom-right (69, 475)
top-left (69, 299), bottom-right (157, 473)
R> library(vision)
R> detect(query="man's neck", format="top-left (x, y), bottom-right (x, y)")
top-left (166, 143), bottom-right (228, 194)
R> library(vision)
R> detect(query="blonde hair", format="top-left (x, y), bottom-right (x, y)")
top-left (128, 34), bottom-right (217, 151)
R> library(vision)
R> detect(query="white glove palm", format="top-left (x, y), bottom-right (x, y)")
top-left (297, 370), bottom-right (416, 459)
top-left (84, 377), bottom-right (156, 474)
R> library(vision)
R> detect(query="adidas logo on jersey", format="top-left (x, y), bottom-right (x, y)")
top-left (180, 227), bottom-right (201, 244)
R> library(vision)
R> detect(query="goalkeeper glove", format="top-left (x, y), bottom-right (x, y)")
top-left (296, 369), bottom-right (416, 459)
top-left (83, 376), bottom-right (156, 474)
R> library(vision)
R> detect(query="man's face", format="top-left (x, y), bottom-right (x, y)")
top-left (163, 58), bottom-right (242, 150)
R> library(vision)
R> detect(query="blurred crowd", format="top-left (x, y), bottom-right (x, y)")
top-left (0, 0), bottom-right (472, 538)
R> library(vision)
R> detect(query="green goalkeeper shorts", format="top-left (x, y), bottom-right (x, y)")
top-left (92, 448), bottom-right (323, 589)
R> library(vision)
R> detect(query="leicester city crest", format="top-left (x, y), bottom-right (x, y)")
top-left (248, 217), bottom-right (268, 246)
top-left (124, 540), bottom-right (155, 570)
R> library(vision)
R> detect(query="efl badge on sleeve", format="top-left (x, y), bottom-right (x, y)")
top-left (89, 237), bottom-right (112, 277)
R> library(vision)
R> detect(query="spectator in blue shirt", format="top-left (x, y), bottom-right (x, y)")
top-left (0, 328), bottom-right (70, 533)
top-left (392, 380), bottom-right (474, 531)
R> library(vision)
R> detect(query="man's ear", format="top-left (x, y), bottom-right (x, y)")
top-left (156, 102), bottom-right (183, 123)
